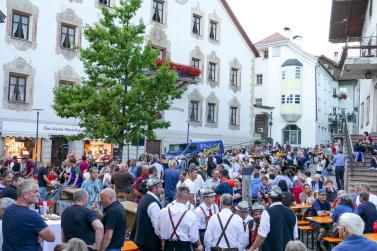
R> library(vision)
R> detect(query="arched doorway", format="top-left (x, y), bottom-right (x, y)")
top-left (282, 124), bottom-right (301, 145)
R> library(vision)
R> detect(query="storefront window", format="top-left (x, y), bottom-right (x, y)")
top-left (3, 136), bottom-right (42, 161)
top-left (84, 140), bottom-right (112, 162)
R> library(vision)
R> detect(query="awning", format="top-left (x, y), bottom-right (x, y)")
top-left (1, 121), bottom-right (84, 138)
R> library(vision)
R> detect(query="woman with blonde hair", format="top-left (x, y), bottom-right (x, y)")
top-left (63, 238), bottom-right (88, 251)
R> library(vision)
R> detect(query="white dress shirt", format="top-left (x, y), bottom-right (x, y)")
top-left (146, 191), bottom-right (162, 237)
top-left (159, 202), bottom-right (198, 243)
top-left (204, 208), bottom-right (244, 251)
top-left (195, 203), bottom-right (219, 230)
top-left (167, 200), bottom-right (195, 213)
top-left (242, 215), bottom-right (253, 249)
top-left (177, 178), bottom-right (196, 195)
top-left (258, 202), bottom-right (298, 239)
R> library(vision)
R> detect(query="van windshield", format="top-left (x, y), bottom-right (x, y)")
top-left (167, 143), bottom-right (188, 154)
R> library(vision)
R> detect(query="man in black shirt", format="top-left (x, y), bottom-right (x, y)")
top-left (61, 190), bottom-right (104, 250)
top-left (0, 174), bottom-right (24, 200)
top-left (92, 188), bottom-right (126, 251)
top-left (356, 192), bottom-right (377, 233)
top-left (38, 161), bottom-right (51, 200)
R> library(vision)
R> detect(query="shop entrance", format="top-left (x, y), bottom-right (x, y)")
top-left (3, 136), bottom-right (42, 161)
top-left (84, 140), bottom-right (113, 162)
top-left (51, 136), bottom-right (68, 167)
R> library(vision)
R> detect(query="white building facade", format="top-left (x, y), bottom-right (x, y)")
top-left (254, 33), bottom-right (337, 147)
top-left (0, 0), bottom-right (258, 163)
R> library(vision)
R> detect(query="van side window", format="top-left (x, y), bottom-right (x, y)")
top-left (188, 144), bottom-right (197, 153)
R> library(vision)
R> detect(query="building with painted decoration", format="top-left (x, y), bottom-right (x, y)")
top-left (0, 0), bottom-right (258, 163)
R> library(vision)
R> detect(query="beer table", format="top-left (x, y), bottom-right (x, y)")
top-left (364, 233), bottom-right (377, 242)
top-left (60, 187), bottom-right (81, 200)
top-left (121, 201), bottom-right (138, 231)
top-left (305, 216), bottom-right (333, 225)
top-left (291, 204), bottom-right (312, 210)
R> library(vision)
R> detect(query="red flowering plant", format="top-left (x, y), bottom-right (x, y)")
top-left (156, 58), bottom-right (201, 78)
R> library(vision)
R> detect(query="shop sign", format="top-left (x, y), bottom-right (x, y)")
top-left (2, 121), bottom-right (84, 137)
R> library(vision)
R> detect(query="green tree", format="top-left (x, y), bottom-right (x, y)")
top-left (53, 0), bottom-right (185, 160)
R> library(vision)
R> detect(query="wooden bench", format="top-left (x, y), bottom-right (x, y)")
top-left (298, 225), bottom-right (314, 249)
top-left (297, 220), bottom-right (310, 225)
top-left (323, 236), bottom-right (342, 249)
top-left (122, 241), bottom-right (138, 251)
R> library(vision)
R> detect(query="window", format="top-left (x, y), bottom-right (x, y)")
top-left (231, 68), bottom-right (239, 86)
top-left (230, 106), bottom-right (238, 125)
top-left (152, 0), bottom-right (164, 23)
top-left (192, 15), bottom-right (201, 35)
top-left (192, 58), bottom-right (200, 69)
top-left (8, 75), bottom-right (26, 102)
top-left (370, 0), bottom-right (373, 17)
top-left (283, 124), bottom-right (301, 145)
top-left (281, 95), bottom-right (286, 104)
top-left (99, 0), bottom-right (110, 6)
top-left (294, 94), bottom-right (300, 104)
top-left (295, 66), bottom-right (301, 79)
top-left (263, 50), bottom-right (269, 59)
top-left (189, 101), bottom-right (199, 121)
top-left (272, 47), bottom-right (281, 57)
top-left (333, 88), bottom-right (337, 95)
top-left (255, 98), bottom-right (262, 106)
top-left (209, 21), bottom-right (217, 40)
top-left (207, 103), bottom-right (215, 123)
top-left (332, 107), bottom-right (337, 114)
top-left (12, 13), bottom-right (29, 40)
top-left (256, 74), bottom-right (263, 85)
top-left (152, 46), bottom-right (166, 60)
top-left (286, 94), bottom-right (294, 104)
top-left (61, 24), bottom-right (76, 49)
top-left (208, 62), bottom-right (216, 81)
top-left (282, 70), bottom-right (286, 80)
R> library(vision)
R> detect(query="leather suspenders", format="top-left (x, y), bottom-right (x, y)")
top-left (215, 213), bottom-right (235, 248)
top-left (168, 207), bottom-right (188, 241)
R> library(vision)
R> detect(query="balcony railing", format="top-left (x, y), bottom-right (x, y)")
top-left (339, 36), bottom-right (377, 67)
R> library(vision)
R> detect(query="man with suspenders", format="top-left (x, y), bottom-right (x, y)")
top-left (204, 193), bottom-right (244, 251)
top-left (195, 189), bottom-right (219, 249)
top-left (159, 186), bottom-right (203, 251)
top-left (235, 201), bottom-right (253, 250)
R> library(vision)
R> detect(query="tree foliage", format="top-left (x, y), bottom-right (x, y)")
top-left (53, 0), bottom-right (185, 158)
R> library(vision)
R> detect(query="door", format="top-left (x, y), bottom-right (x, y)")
top-left (51, 136), bottom-right (68, 167)
top-left (145, 140), bottom-right (162, 155)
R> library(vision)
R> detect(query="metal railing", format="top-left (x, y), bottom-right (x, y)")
top-left (339, 36), bottom-right (377, 67)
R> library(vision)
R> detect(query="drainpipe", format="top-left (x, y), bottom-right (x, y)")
top-left (315, 63), bottom-right (320, 122)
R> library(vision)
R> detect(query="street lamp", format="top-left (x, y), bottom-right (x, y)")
top-left (32, 108), bottom-right (43, 166)
top-left (269, 112), bottom-right (273, 139)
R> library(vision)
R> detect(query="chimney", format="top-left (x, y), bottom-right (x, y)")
top-left (292, 35), bottom-right (303, 47)
top-left (334, 52), bottom-right (339, 61)
top-left (283, 27), bottom-right (292, 39)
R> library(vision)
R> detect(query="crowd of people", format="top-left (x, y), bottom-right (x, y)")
top-left (0, 140), bottom-right (377, 250)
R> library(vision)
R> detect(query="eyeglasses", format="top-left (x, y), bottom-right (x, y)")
top-left (336, 225), bottom-right (345, 230)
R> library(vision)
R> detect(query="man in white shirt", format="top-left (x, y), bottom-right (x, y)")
top-left (235, 201), bottom-right (252, 250)
top-left (176, 170), bottom-right (196, 205)
top-left (249, 186), bottom-right (298, 251)
top-left (195, 189), bottom-right (219, 247)
top-left (159, 186), bottom-right (202, 251)
top-left (150, 155), bottom-right (164, 180)
top-left (204, 194), bottom-right (244, 251)
top-left (355, 183), bottom-right (377, 207)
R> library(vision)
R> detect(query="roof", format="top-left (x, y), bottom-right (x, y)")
top-left (281, 59), bottom-right (303, 67)
top-left (219, 0), bottom-right (260, 57)
top-left (328, 0), bottom-right (368, 43)
top-left (255, 32), bottom-right (289, 45)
